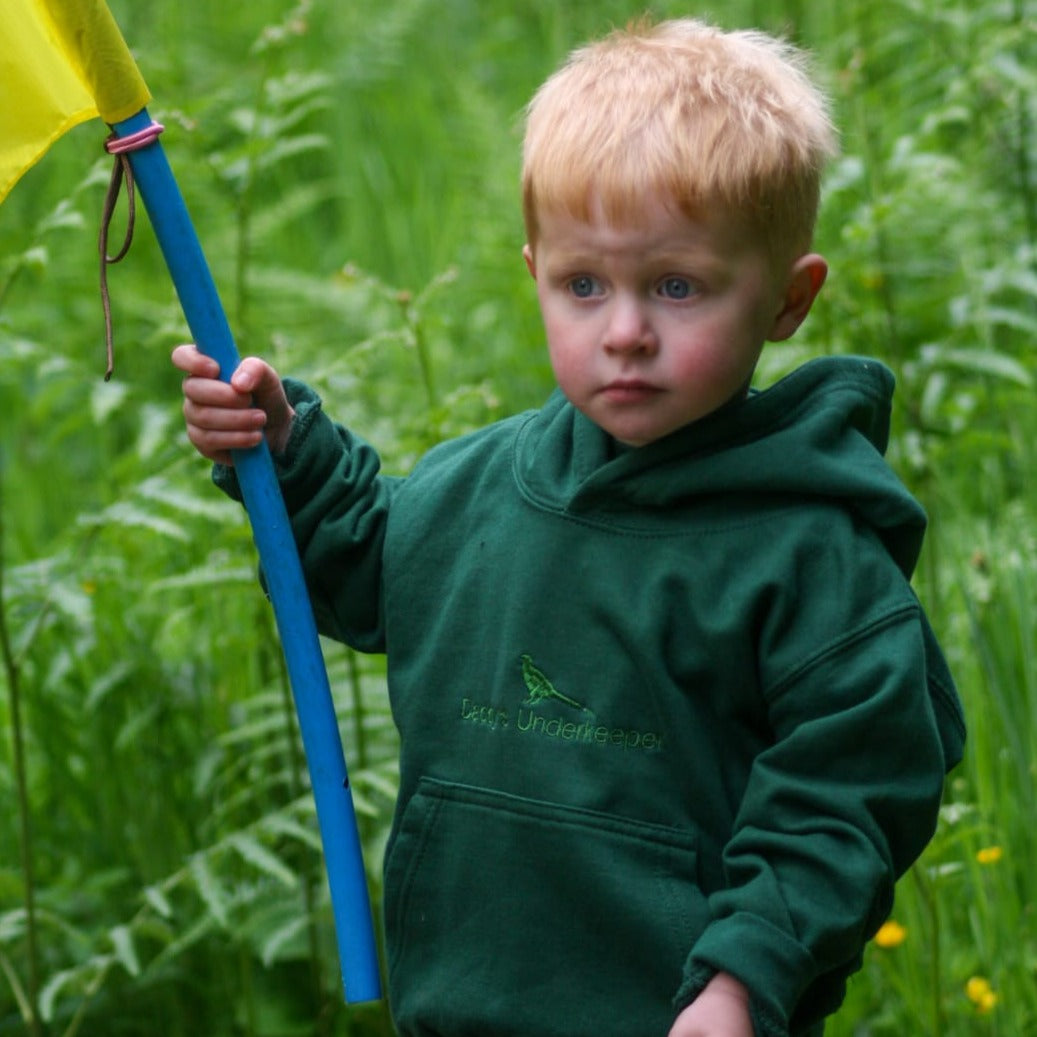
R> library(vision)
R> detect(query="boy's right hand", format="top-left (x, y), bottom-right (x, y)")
top-left (172, 344), bottom-right (296, 466)
top-left (668, 972), bottom-right (753, 1037)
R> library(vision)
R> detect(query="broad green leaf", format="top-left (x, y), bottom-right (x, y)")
top-left (259, 813), bottom-right (323, 851)
top-left (260, 914), bottom-right (309, 967)
top-left (143, 884), bottom-right (174, 919)
top-left (0, 950), bottom-right (32, 1023)
top-left (137, 476), bottom-right (240, 521)
top-left (218, 714), bottom-right (288, 745)
top-left (37, 198), bottom-right (87, 235)
top-left (39, 966), bottom-right (77, 1024)
top-left (39, 957), bottom-right (113, 1022)
top-left (151, 563), bottom-right (255, 591)
top-left (78, 502), bottom-right (191, 543)
top-left (90, 379), bottom-right (130, 424)
top-left (84, 660), bottom-right (135, 712)
top-left (109, 925), bottom-right (141, 977)
top-left (148, 913), bottom-right (218, 972)
top-left (353, 766), bottom-right (400, 802)
top-left (189, 856), bottom-right (230, 928)
top-left (0, 908), bottom-right (25, 942)
top-left (135, 403), bottom-right (176, 461)
top-left (114, 702), bottom-right (161, 753)
top-left (921, 345), bottom-right (1033, 387)
top-left (227, 833), bottom-right (299, 888)
top-left (981, 306), bottom-right (1037, 338)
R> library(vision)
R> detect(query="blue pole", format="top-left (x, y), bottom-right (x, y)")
top-left (112, 108), bottom-right (381, 1004)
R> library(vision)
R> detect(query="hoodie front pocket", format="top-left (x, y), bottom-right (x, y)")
top-left (383, 777), bottom-right (709, 1037)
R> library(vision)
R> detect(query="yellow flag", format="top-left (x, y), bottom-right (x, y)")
top-left (0, 0), bottom-right (151, 203)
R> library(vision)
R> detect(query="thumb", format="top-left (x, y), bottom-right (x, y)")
top-left (229, 357), bottom-right (295, 453)
top-left (231, 358), bottom-right (284, 409)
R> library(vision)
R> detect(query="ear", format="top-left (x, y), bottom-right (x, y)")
top-left (522, 243), bottom-right (537, 279)
top-left (768, 253), bottom-right (828, 342)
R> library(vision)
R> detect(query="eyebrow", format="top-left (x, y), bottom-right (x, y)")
top-left (542, 246), bottom-right (730, 279)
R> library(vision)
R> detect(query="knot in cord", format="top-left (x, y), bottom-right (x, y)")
top-left (99, 121), bottom-right (164, 381)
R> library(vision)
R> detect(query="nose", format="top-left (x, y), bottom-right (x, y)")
top-left (603, 294), bottom-right (658, 355)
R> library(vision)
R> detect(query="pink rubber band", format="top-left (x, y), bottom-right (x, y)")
top-left (105, 122), bottom-right (165, 154)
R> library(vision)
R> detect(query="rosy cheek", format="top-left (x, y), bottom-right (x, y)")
top-left (548, 347), bottom-right (577, 385)
top-left (670, 344), bottom-right (722, 383)
top-left (546, 339), bottom-right (587, 395)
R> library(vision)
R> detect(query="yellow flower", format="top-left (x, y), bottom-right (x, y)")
top-left (966, 976), bottom-right (999, 1013)
top-left (976, 845), bottom-right (1003, 865)
top-left (978, 991), bottom-right (999, 1013)
top-left (873, 920), bottom-right (907, 948)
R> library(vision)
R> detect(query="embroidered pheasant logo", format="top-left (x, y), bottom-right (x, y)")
top-left (520, 654), bottom-right (590, 712)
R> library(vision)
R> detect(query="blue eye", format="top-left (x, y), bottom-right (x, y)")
top-left (660, 277), bottom-right (693, 300)
top-left (569, 276), bottom-right (599, 298)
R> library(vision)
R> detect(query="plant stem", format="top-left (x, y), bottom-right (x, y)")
top-left (852, 3), bottom-right (902, 358)
top-left (346, 649), bottom-right (369, 774)
top-left (404, 298), bottom-right (437, 412)
top-left (1011, 0), bottom-right (1037, 260)
top-left (0, 259), bottom-right (26, 314)
top-left (0, 481), bottom-right (44, 1037)
top-left (268, 607), bottom-right (329, 1025)
top-left (911, 864), bottom-right (944, 1037)
top-left (231, 37), bottom-right (277, 351)
top-left (239, 947), bottom-right (258, 1037)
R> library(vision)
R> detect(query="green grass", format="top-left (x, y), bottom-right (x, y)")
top-left (1, 0), bottom-right (1035, 1034)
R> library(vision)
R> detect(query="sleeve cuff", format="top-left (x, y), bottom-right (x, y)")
top-left (678, 914), bottom-right (818, 1037)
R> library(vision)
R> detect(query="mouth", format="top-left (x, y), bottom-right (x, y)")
top-left (599, 379), bottom-right (661, 404)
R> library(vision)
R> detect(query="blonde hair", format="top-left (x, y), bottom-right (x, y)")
top-left (521, 18), bottom-right (837, 262)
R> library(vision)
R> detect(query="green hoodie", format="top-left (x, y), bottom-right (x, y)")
top-left (219, 355), bottom-right (964, 1037)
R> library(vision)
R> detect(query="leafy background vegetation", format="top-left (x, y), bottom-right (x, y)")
top-left (1, 0), bottom-right (1034, 1034)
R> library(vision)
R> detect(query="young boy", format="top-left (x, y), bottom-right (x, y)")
top-left (174, 18), bottom-right (964, 1037)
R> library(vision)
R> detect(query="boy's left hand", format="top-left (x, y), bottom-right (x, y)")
top-left (172, 344), bottom-right (295, 465)
top-left (668, 972), bottom-right (753, 1037)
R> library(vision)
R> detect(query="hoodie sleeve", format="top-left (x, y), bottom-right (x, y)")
top-left (675, 519), bottom-right (963, 1035)
top-left (213, 379), bottom-right (399, 653)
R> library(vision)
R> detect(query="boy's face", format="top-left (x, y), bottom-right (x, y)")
top-left (523, 196), bottom-right (824, 447)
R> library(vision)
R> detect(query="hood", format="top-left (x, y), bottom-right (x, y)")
top-left (514, 356), bottom-right (927, 578)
